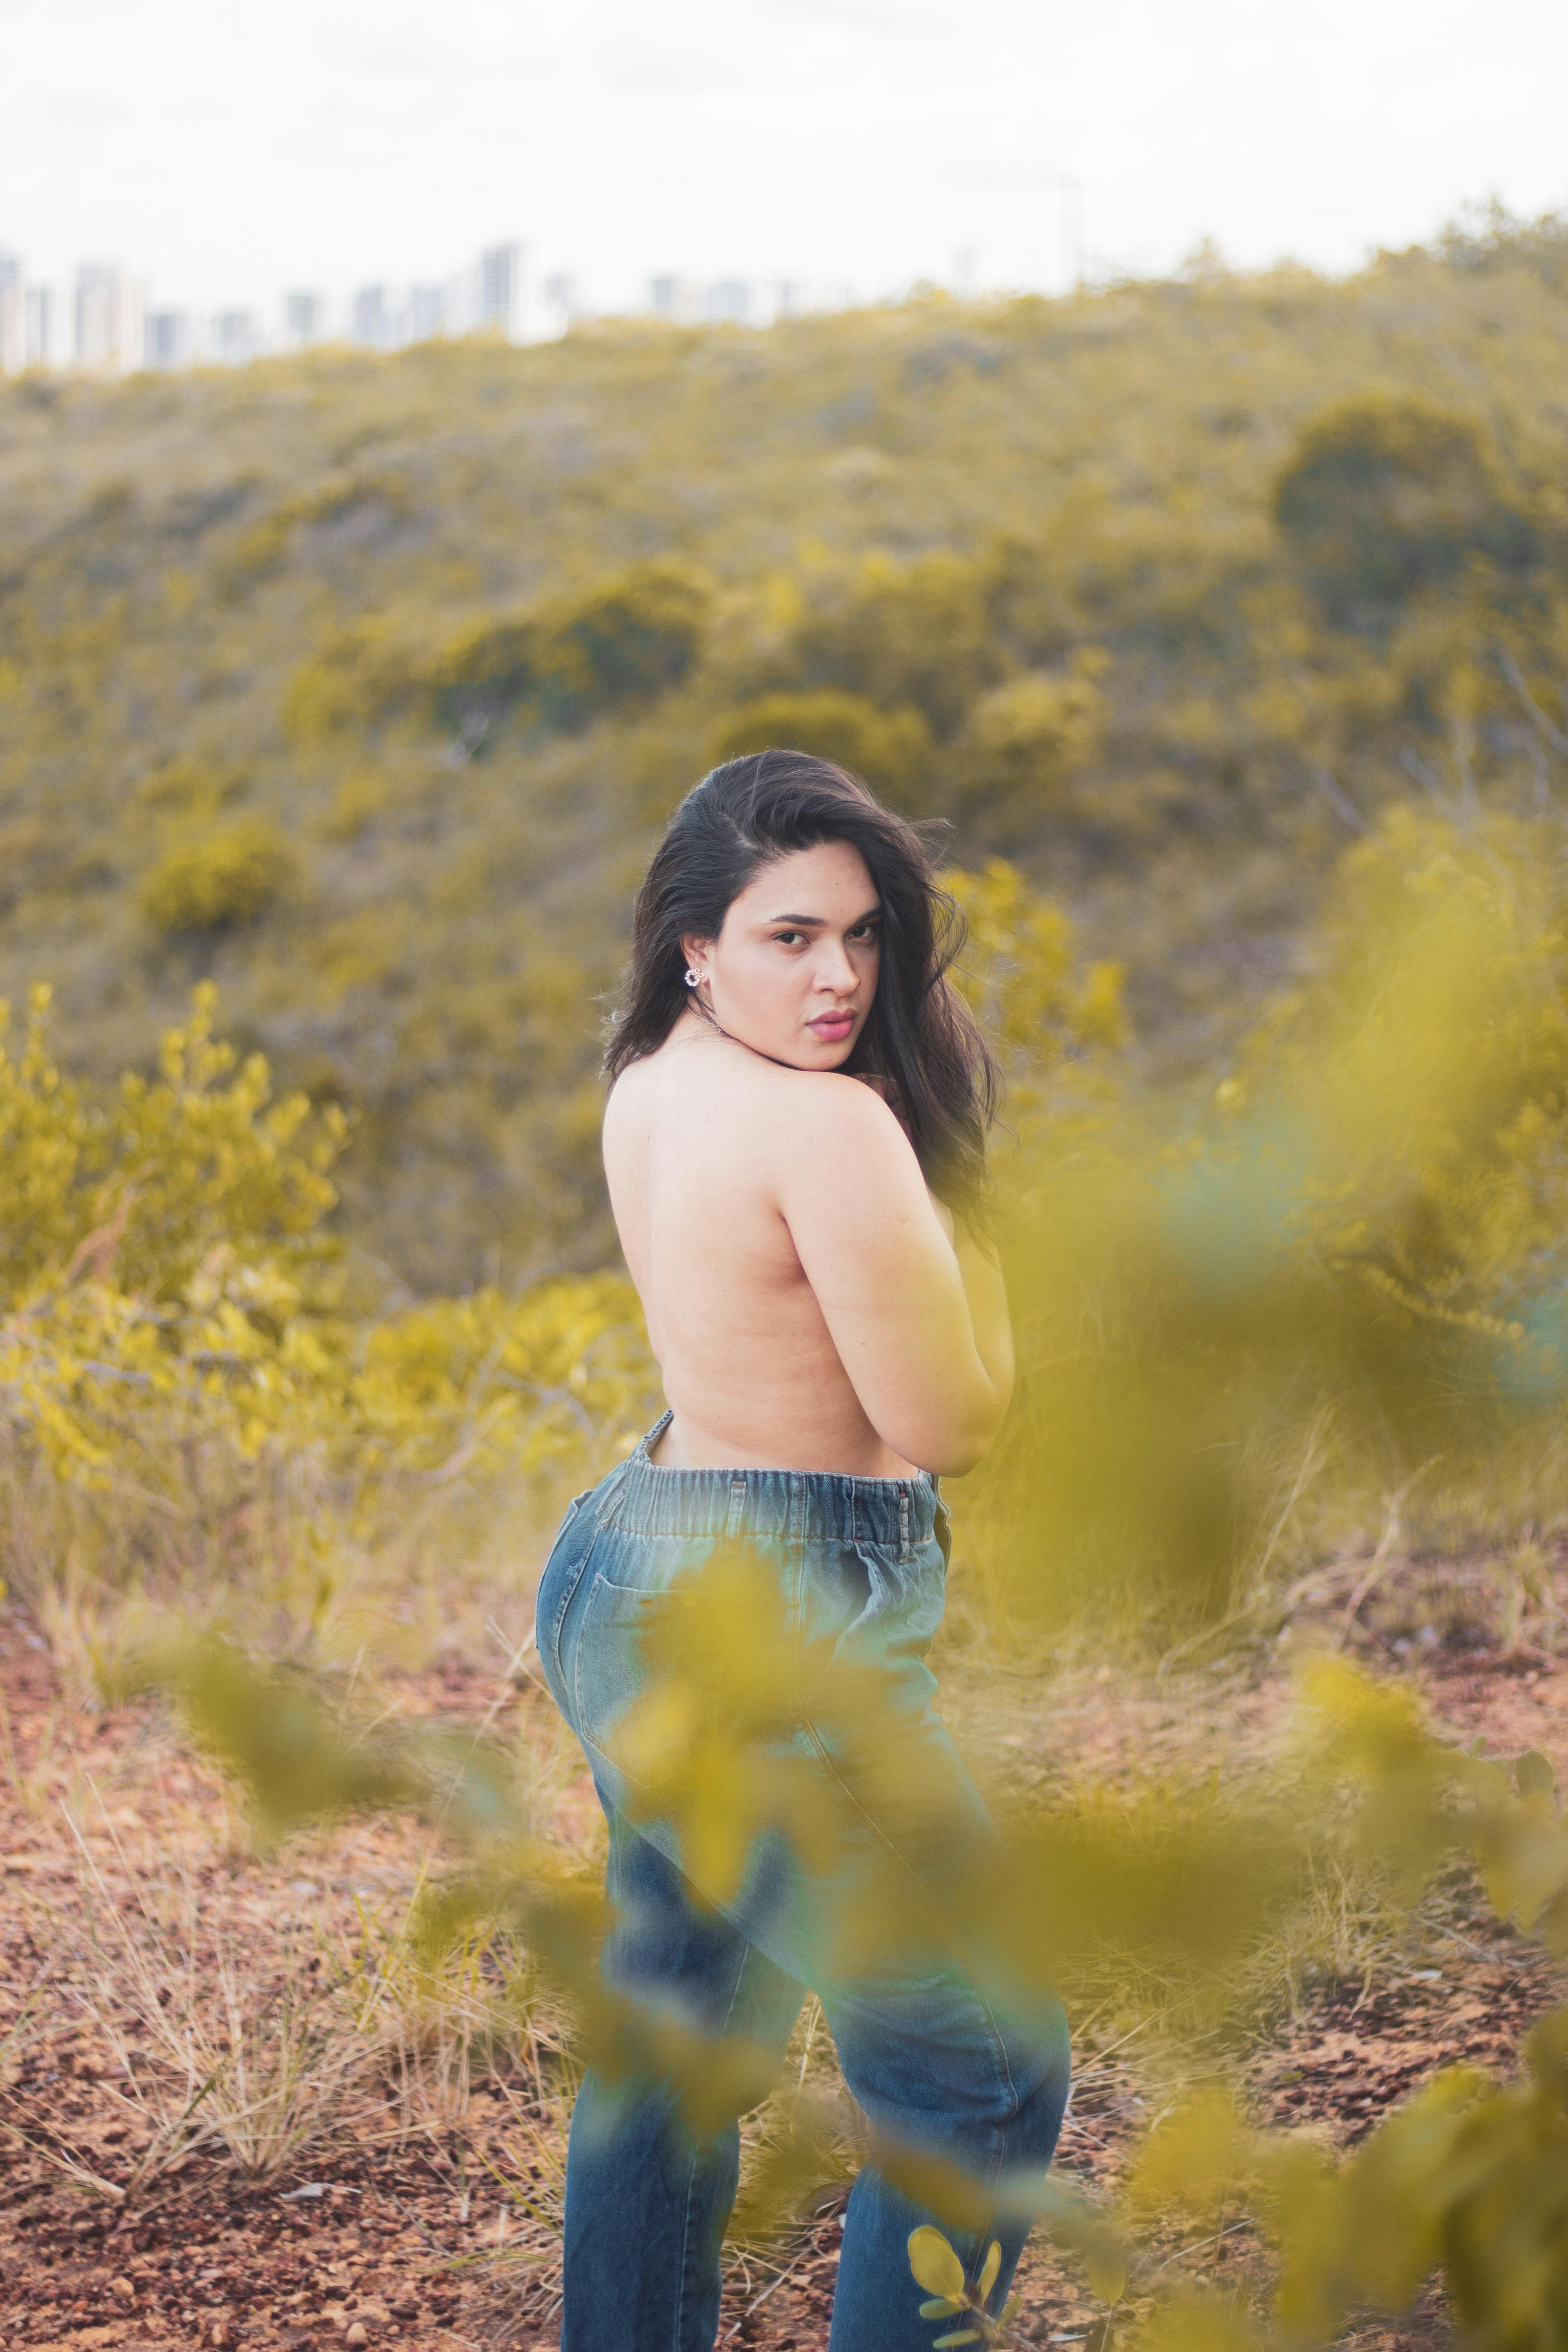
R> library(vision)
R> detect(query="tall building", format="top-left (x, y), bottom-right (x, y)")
top-left (478, 241), bottom-right (525, 340)
top-left (650, 274), bottom-right (703, 325)
top-left (407, 283), bottom-right (447, 343)
top-left (282, 290), bottom-right (329, 348)
top-left (144, 309), bottom-right (191, 370)
top-left (25, 284), bottom-right (57, 368)
top-left (352, 284), bottom-right (392, 348)
top-left (0, 255), bottom-right (22, 374)
top-left (74, 264), bottom-right (144, 372)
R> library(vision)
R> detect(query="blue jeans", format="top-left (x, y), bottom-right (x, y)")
top-left (535, 1414), bottom-right (1070, 2352)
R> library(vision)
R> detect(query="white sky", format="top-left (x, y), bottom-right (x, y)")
top-left (1, 0), bottom-right (1564, 318)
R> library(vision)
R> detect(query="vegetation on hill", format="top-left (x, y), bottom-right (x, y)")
top-left (4, 210), bottom-right (1568, 1289)
top-left (5, 207), bottom-right (1568, 2352)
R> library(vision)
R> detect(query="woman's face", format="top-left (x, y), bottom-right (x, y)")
top-left (681, 838), bottom-right (881, 1071)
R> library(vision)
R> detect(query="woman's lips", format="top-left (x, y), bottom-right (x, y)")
top-left (808, 1010), bottom-right (855, 1039)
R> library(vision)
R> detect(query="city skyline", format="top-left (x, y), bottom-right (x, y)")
top-left (3, 0), bottom-right (1566, 322)
top-left (0, 235), bottom-right (880, 376)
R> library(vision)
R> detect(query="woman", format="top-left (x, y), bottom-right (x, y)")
top-left (536, 753), bottom-right (1069, 2351)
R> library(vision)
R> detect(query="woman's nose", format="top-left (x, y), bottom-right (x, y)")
top-left (814, 942), bottom-right (858, 995)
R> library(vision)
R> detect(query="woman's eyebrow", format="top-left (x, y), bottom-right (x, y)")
top-left (766, 904), bottom-right (882, 926)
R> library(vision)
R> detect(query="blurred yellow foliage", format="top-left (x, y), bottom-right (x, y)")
top-left (708, 688), bottom-right (933, 794)
top-left (138, 818), bottom-right (300, 934)
top-left (0, 983), bottom-right (654, 1602)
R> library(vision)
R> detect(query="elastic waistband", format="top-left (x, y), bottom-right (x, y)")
top-left (596, 1411), bottom-right (939, 1552)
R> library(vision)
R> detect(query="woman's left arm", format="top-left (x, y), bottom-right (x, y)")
top-left (954, 1222), bottom-right (1014, 1416)
top-left (929, 1199), bottom-right (1015, 1423)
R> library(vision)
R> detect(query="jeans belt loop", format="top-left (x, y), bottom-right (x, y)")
top-left (898, 1485), bottom-right (911, 1562)
top-left (725, 1477), bottom-right (746, 1539)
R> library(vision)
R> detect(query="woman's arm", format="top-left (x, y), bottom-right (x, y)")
top-left (953, 1215), bottom-right (1015, 1418)
top-left (773, 1078), bottom-right (1011, 1475)
top-left (927, 1192), bottom-right (1015, 1426)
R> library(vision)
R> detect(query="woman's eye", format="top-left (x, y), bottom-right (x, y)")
top-left (774, 931), bottom-right (805, 946)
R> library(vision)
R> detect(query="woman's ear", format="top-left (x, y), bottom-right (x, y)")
top-left (679, 933), bottom-right (713, 976)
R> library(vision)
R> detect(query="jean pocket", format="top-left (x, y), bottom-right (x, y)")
top-left (569, 1534), bottom-right (722, 1761)
top-left (570, 1569), bottom-right (661, 1766)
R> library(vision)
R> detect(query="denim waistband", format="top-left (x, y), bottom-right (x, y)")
top-left (596, 1411), bottom-right (939, 1552)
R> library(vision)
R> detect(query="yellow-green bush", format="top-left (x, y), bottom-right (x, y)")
top-left (139, 818), bottom-right (300, 934)
top-left (1273, 390), bottom-right (1537, 617)
top-left (945, 857), bottom-right (1125, 1092)
top-left (791, 550), bottom-right (1005, 735)
top-left (947, 660), bottom-right (1107, 833)
top-left (0, 985), bottom-right (654, 1603)
top-left (282, 612), bottom-right (427, 743)
top-left (424, 611), bottom-right (542, 752)
top-left (534, 558), bottom-right (715, 723)
top-left (708, 688), bottom-right (932, 795)
top-left (131, 755), bottom-right (249, 824)
top-left (289, 559), bottom-right (716, 755)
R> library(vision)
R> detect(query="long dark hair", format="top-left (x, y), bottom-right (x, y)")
top-left (605, 752), bottom-right (997, 1208)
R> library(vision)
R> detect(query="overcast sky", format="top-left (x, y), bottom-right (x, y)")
top-left (1, 0), bottom-right (1564, 318)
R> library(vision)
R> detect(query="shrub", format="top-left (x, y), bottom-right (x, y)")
top-left (316, 561), bottom-right (716, 756)
top-left (0, 985), bottom-right (653, 1593)
top-left (1272, 391), bottom-right (1537, 618)
top-left (793, 550), bottom-right (1004, 735)
top-left (425, 613), bottom-right (541, 754)
top-left (317, 769), bottom-right (393, 844)
top-left (707, 689), bottom-right (932, 796)
top-left (948, 661), bottom-right (1107, 833)
top-left (139, 819), bottom-right (299, 935)
top-left (132, 757), bottom-right (249, 824)
top-left (944, 856), bottom-right (1125, 1091)
top-left (281, 613), bottom-right (426, 743)
top-left (532, 558), bottom-right (715, 728)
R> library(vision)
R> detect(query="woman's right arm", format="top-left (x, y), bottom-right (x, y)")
top-left (774, 1078), bottom-right (1010, 1476)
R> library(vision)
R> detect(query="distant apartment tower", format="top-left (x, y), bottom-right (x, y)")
top-left (211, 310), bottom-right (257, 366)
top-left (407, 283), bottom-right (447, 343)
top-left (352, 284), bottom-right (392, 349)
top-left (26, 285), bottom-right (59, 367)
top-left (650, 274), bottom-right (704, 325)
top-left (144, 309), bottom-right (191, 370)
top-left (0, 255), bottom-right (22, 374)
top-left (282, 290), bottom-right (329, 348)
top-left (478, 241), bottom-right (525, 340)
top-left (74, 263), bottom-right (144, 372)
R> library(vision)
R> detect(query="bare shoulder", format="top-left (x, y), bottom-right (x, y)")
top-left (753, 1065), bottom-right (916, 1181)
top-left (604, 1039), bottom-right (909, 1176)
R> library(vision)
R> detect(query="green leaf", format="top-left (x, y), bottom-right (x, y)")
top-left (1516, 1749), bottom-right (1557, 1800)
top-left (1001, 2295), bottom-right (1021, 2322)
top-left (933, 2335), bottom-right (981, 2348)
top-left (978, 2239), bottom-right (1002, 2301)
top-left (920, 2300), bottom-right (962, 2320)
top-left (908, 2227), bottom-right (967, 2300)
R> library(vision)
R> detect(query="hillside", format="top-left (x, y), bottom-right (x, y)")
top-left (3, 214), bottom-right (1568, 1291)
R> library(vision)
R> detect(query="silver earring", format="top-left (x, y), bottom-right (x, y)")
top-left (685, 969), bottom-right (700, 988)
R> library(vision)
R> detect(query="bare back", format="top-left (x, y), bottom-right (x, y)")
top-left (603, 1015), bottom-right (1011, 1477)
